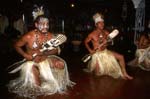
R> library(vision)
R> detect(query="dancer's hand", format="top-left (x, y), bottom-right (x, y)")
top-left (33, 55), bottom-right (47, 63)
top-left (24, 54), bottom-right (33, 61)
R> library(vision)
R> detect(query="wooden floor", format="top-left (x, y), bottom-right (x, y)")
top-left (1, 44), bottom-right (150, 99)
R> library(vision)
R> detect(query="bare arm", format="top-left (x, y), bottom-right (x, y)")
top-left (14, 34), bottom-right (33, 60)
top-left (43, 48), bottom-right (59, 56)
top-left (84, 34), bottom-right (94, 54)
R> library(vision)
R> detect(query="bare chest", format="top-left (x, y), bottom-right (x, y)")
top-left (29, 33), bottom-right (51, 50)
top-left (92, 32), bottom-right (106, 43)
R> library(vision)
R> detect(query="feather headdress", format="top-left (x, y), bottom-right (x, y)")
top-left (93, 13), bottom-right (104, 24)
top-left (32, 5), bottom-right (44, 20)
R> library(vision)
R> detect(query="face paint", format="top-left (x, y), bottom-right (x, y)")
top-left (37, 17), bottom-right (49, 33)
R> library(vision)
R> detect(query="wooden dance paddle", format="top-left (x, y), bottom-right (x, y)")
top-left (82, 29), bottom-right (119, 63)
top-left (7, 34), bottom-right (67, 73)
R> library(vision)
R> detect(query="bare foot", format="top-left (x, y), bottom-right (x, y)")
top-left (83, 68), bottom-right (91, 73)
top-left (122, 73), bottom-right (133, 80)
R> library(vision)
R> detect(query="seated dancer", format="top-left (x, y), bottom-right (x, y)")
top-left (83, 13), bottom-right (133, 80)
top-left (128, 32), bottom-right (150, 71)
top-left (7, 6), bottom-right (75, 98)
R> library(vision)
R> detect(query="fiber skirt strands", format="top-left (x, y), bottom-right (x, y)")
top-left (7, 55), bottom-right (75, 98)
top-left (87, 49), bottom-right (123, 78)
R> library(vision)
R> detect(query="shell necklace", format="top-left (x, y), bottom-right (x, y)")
top-left (33, 30), bottom-right (48, 49)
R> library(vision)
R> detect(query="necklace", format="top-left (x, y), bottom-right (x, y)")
top-left (32, 30), bottom-right (48, 49)
top-left (98, 30), bottom-right (105, 44)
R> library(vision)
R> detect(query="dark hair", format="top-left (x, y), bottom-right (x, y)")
top-left (141, 31), bottom-right (149, 39)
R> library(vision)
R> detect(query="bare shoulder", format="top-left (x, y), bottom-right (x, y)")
top-left (103, 29), bottom-right (109, 34)
top-left (46, 32), bottom-right (53, 39)
top-left (88, 30), bottom-right (96, 38)
top-left (20, 30), bottom-right (35, 41)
